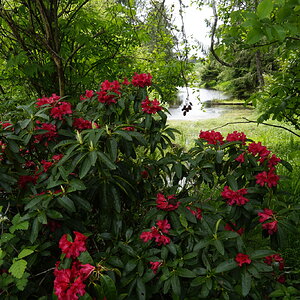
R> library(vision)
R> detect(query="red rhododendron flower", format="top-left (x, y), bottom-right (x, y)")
top-left (235, 253), bottom-right (251, 267)
top-left (131, 73), bottom-right (152, 87)
top-left (52, 154), bottom-right (64, 162)
top-left (58, 231), bottom-right (88, 259)
top-left (97, 80), bottom-right (121, 104)
top-left (262, 220), bottom-right (278, 235)
top-left (156, 234), bottom-right (171, 246)
top-left (150, 261), bottom-right (163, 274)
top-left (156, 193), bottom-right (180, 211)
top-left (199, 130), bottom-right (224, 145)
top-left (41, 160), bottom-right (53, 173)
top-left (235, 152), bottom-right (245, 163)
top-left (187, 207), bottom-right (203, 220)
top-left (226, 131), bottom-right (247, 144)
top-left (267, 154), bottom-right (281, 168)
top-left (73, 118), bottom-right (93, 130)
top-left (255, 170), bottom-right (280, 187)
top-left (221, 186), bottom-right (249, 206)
top-left (18, 175), bottom-right (38, 188)
top-left (34, 122), bottom-right (58, 143)
top-left (224, 222), bottom-right (244, 235)
top-left (123, 126), bottom-right (135, 131)
top-left (140, 231), bottom-right (153, 242)
top-left (50, 102), bottom-right (72, 120)
top-left (258, 208), bottom-right (274, 223)
top-left (156, 219), bottom-right (171, 234)
top-left (122, 77), bottom-right (131, 85)
top-left (141, 97), bottom-right (163, 114)
top-left (36, 93), bottom-right (60, 106)
top-left (0, 122), bottom-right (13, 130)
top-left (248, 142), bottom-right (270, 159)
top-left (80, 90), bottom-right (94, 101)
top-left (140, 170), bottom-right (149, 179)
top-left (54, 261), bottom-right (94, 300)
top-left (264, 254), bottom-right (284, 270)
top-left (140, 219), bottom-right (171, 246)
top-left (277, 275), bottom-right (286, 283)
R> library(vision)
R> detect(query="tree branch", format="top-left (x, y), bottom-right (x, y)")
top-left (211, 117), bottom-right (300, 138)
top-left (210, 0), bottom-right (233, 68)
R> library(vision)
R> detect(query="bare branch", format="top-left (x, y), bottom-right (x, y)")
top-left (211, 117), bottom-right (300, 138)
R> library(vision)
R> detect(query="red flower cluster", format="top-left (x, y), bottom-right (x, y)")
top-left (141, 97), bottom-right (163, 114)
top-left (258, 208), bottom-right (278, 235)
top-left (54, 261), bottom-right (94, 300)
top-left (226, 131), bottom-right (247, 144)
top-left (59, 231), bottom-right (88, 258)
top-left (235, 253), bottom-right (251, 267)
top-left (248, 142), bottom-right (271, 162)
top-left (36, 93), bottom-right (60, 106)
top-left (80, 90), bottom-right (94, 101)
top-left (140, 219), bottom-right (171, 246)
top-left (199, 130), bottom-right (224, 145)
top-left (34, 122), bottom-right (58, 143)
top-left (50, 102), bottom-right (72, 120)
top-left (186, 206), bottom-right (202, 220)
top-left (235, 152), bottom-right (245, 163)
top-left (149, 261), bottom-right (163, 274)
top-left (97, 80), bottom-right (121, 104)
top-left (255, 170), bottom-right (280, 188)
top-left (156, 193), bottom-right (180, 211)
top-left (18, 175), bottom-right (38, 188)
top-left (224, 222), bottom-right (244, 235)
top-left (131, 73), bottom-right (152, 87)
top-left (221, 186), bottom-right (249, 206)
top-left (0, 122), bottom-right (13, 130)
top-left (264, 254), bottom-right (284, 270)
top-left (123, 126), bottom-right (135, 131)
top-left (41, 160), bottom-right (53, 173)
top-left (73, 118), bottom-right (93, 130)
top-left (52, 154), bottom-right (64, 162)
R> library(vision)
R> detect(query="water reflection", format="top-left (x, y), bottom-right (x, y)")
top-left (168, 87), bottom-right (230, 121)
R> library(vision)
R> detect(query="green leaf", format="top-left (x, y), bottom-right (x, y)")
top-left (18, 249), bottom-right (34, 259)
top-left (79, 155), bottom-right (92, 179)
top-left (179, 214), bottom-right (188, 228)
top-left (98, 152), bottom-right (117, 170)
top-left (280, 159), bottom-right (293, 172)
top-left (257, 0), bottom-right (273, 19)
top-left (69, 179), bottom-right (86, 191)
top-left (101, 274), bottom-right (117, 300)
top-left (213, 239), bottom-right (224, 255)
top-left (30, 217), bottom-right (40, 243)
top-left (57, 196), bottom-right (76, 213)
top-left (241, 272), bottom-right (252, 297)
top-left (78, 251), bottom-right (94, 265)
top-left (226, 174), bottom-right (238, 190)
top-left (250, 249), bottom-right (275, 259)
top-left (46, 209), bottom-right (63, 219)
top-left (108, 138), bottom-right (118, 161)
top-left (191, 276), bottom-right (207, 287)
top-left (145, 114), bottom-right (152, 129)
top-left (136, 278), bottom-right (146, 300)
top-left (170, 275), bottom-right (181, 296)
top-left (176, 268), bottom-right (196, 278)
top-left (115, 130), bottom-right (132, 141)
top-left (215, 259), bottom-right (237, 273)
top-left (15, 272), bottom-right (29, 291)
top-left (246, 28), bottom-right (264, 44)
top-left (9, 259), bottom-right (27, 279)
top-left (216, 150), bottom-right (224, 163)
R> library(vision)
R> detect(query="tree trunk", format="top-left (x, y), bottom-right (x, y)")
top-left (255, 50), bottom-right (264, 87)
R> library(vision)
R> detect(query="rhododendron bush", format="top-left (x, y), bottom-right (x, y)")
top-left (0, 73), bottom-right (299, 299)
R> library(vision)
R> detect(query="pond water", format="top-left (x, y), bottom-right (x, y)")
top-left (167, 87), bottom-right (231, 121)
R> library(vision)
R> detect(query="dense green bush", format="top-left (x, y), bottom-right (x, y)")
top-left (0, 73), bottom-right (299, 299)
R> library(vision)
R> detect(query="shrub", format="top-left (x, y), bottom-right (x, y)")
top-left (0, 73), bottom-right (299, 299)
